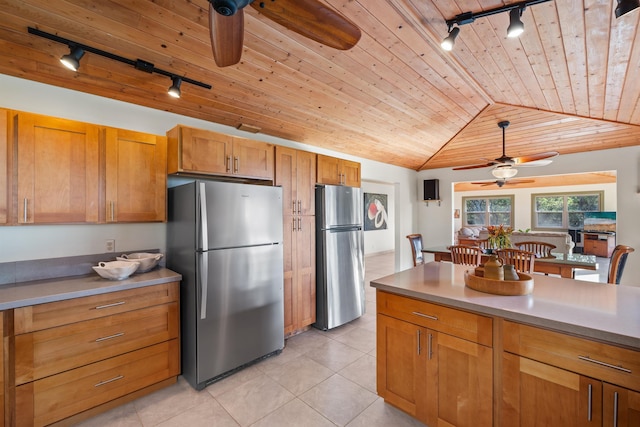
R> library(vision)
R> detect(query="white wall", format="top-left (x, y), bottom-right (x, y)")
top-left (418, 150), bottom-right (640, 286)
top-left (0, 74), bottom-right (416, 272)
top-left (362, 180), bottom-right (395, 255)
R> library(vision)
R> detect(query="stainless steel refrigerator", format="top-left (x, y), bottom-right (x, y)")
top-left (314, 184), bottom-right (365, 330)
top-left (167, 180), bottom-right (284, 390)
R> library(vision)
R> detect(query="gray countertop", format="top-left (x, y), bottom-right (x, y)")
top-left (0, 268), bottom-right (182, 310)
top-left (370, 262), bottom-right (640, 350)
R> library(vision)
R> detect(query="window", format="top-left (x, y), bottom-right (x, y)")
top-left (532, 191), bottom-right (603, 229)
top-left (463, 195), bottom-right (514, 226)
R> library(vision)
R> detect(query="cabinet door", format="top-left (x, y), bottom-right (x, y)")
top-left (295, 215), bottom-right (315, 327)
top-left (104, 128), bottom-right (166, 222)
top-left (426, 331), bottom-right (493, 427)
top-left (282, 215), bottom-right (297, 335)
top-left (232, 137), bottom-right (274, 179)
top-left (603, 383), bottom-right (640, 427)
top-left (316, 154), bottom-right (341, 185)
top-left (502, 352), bottom-right (602, 427)
top-left (16, 113), bottom-right (99, 223)
top-left (341, 159), bottom-right (361, 187)
top-left (0, 312), bottom-right (4, 426)
top-left (275, 146), bottom-right (297, 216)
top-left (177, 126), bottom-right (231, 175)
top-left (296, 151), bottom-right (316, 215)
top-left (0, 109), bottom-right (8, 224)
top-left (377, 314), bottom-right (428, 421)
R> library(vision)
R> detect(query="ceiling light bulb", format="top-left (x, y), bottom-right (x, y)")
top-left (507, 8), bottom-right (525, 38)
top-left (168, 76), bottom-right (182, 98)
top-left (615, 0), bottom-right (640, 17)
top-left (492, 166), bottom-right (518, 179)
top-left (60, 46), bottom-right (85, 71)
top-left (441, 27), bottom-right (460, 51)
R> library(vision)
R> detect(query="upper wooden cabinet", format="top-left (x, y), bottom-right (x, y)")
top-left (275, 146), bottom-right (316, 216)
top-left (316, 154), bottom-right (360, 187)
top-left (102, 128), bottom-right (167, 223)
top-left (167, 126), bottom-right (274, 180)
top-left (14, 112), bottom-right (100, 224)
top-left (0, 109), bottom-right (9, 225)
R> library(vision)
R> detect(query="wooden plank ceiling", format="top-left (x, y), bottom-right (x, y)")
top-left (0, 0), bottom-right (639, 171)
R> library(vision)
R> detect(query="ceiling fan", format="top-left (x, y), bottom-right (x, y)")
top-left (208, 0), bottom-right (362, 67)
top-left (471, 178), bottom-right (535, 188)
top-left (453, 121), bottom-right (559, 179)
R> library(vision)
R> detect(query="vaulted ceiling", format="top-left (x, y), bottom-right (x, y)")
top-left (1, 0), bottom-right (640, 171)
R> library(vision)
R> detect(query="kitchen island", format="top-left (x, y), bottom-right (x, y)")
top-left (371, 262), bottom-right (640, 427)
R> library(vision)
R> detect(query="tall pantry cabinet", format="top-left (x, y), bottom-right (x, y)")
top-left (0, 109), bottom-right (8, 225)
top-left (275, 146), bottom-right (316, 335)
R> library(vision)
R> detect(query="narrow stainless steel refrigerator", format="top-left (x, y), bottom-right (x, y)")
top-left (314, 184), bottom-right (365, 330)
top-left (167, 180), bottom-right (284, 390)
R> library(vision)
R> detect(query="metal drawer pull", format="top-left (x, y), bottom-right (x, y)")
top-left (23, 198), bottom-right (28, 222)
top-left (428, 333), bottom-right (433, 360)
top-left (94, 375), bottom-right (124, 387)
top-left (95, 332), bottom-right (125, 342)
top-left (578, 355), bottom-right (631, 373)
top-left (411, 311), bottom-right (438, 321)
top-left (417, 330), bottom-right (421, 355)
top-left (297, 200), bottom-right (302, 214)
top-left (587, 383), bottom-right (592, 421)
top-left (613, 391), bottom-right (619, 427)
top-left (95, 301), bottom-right (126, 310)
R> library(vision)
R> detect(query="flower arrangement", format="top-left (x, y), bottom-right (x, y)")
top-left (487, 224), bottom-right (513, 249)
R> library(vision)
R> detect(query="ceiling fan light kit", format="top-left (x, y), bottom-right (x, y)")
top-left (441, 0), bottom-right (550, 51)
top-left (492, 166), bottom-right (518, 179)
top-left (27, 27), bottom-right (211, 99)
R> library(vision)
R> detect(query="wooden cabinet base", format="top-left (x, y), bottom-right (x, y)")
top-left (16, 340), bottom-right (179, 427)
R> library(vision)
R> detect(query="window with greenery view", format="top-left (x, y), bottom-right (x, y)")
top-left (463, 195), bottom-right (514, 227)
top-left (532, 192), bottom-right (602, 229)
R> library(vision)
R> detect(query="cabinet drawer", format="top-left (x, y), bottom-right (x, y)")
top-left (15, 302), bottom-right (179, 385)
top-left (14, 282), bottom-right (179, 334)
top-left (377, 291), bottom-right (492, 347)
top-left (16, 339), bottom-right (179, 427)
top-left (503, 321), bottom-right (640, 392)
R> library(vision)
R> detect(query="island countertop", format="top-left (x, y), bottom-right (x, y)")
top-left (370, 262), bottom-right (640, 350)
top-left (0, 268), bottom-right (182, 310)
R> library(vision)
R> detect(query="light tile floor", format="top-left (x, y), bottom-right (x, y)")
top-left (76, 252), bottom-right (427, 427)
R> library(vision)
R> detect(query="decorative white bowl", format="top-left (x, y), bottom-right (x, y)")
top-left (93, 261), bottom-right (140, 280)
top-left (116, 252), bottom-right (163, 273)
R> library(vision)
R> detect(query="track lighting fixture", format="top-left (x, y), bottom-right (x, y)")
top-left (441, 27), bottom-right (460, 51)
top-left (60, 46), bottom-right (85, 71)
top-left (27, 27), bottom-right (211, 98)
top-left (441, 0), bottom-right (550, 51)
top-left (615, 0), bottom-right (640, 17)
top-left (168, 77), bottom-right (182, 98)
top-left (507, 8), bottom-right (525, 38)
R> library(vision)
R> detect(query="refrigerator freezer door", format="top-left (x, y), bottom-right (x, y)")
top-left (316, 228), bottom-right (365, 330)
top-left (200, 180), bottom-right (283, 249)
top-left (318, 185), bottom-right (363, 229)
top-left (196, 244), bottom-right (284, 385)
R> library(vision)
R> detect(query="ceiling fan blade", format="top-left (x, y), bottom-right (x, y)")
top-left (453, 162), bottom-right (497, 171)
top-left (210, 4), bottom-right (244, 67)
top-left (471, 181), bottom-right (498, 186)
top-left (512, 151), bottom-right (559, 165)
top-left (505, 179), bottom-right (536, 185)
top-left (250, 0), bottom-right (361, 50)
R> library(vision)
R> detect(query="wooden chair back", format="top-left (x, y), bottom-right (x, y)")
top-left (496, 248), bottom-right (536, 273)
top-left (608, 245), bottom-right (635, 284)
top-left (449, 245), bottom-right (483, 266)
top-left (515, 241), bottom-right (556, 258)
top-left (406, 234), bottom-right (424, 267)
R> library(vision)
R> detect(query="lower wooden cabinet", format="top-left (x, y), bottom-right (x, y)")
top-left (1, 312), bottom-right (4, 427)
top-left (9, 282), bottom-right (180, 427)
top-left (376, 292), bottom-right (493, 427)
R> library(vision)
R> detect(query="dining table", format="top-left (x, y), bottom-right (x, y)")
top-left (422, 246), bottom-right (599, 279)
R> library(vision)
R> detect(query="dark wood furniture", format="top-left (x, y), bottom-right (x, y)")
top-left (495, 248), bottom-right (536, 273)
top-left (608, 245), bottom-right (635, 284)
top-left (406, 234), bottom-right (424, 267)
top-left (582, 232), bottom-right (616, 257)
top-left (514, 241), bottom-right (556, 258)
top-left (449, 245), bottom-right (483, 266)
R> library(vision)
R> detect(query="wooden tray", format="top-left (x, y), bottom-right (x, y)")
top-left (464, 270), bottom-right (534, 296)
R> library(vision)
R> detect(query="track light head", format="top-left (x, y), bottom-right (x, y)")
top-left (615, 0), bottom-right (640, 17)
top-left (60, 46), bottom-right (85, 71)
top-left (441, 27), bottom-right (460, 51)
top-left (168, 76), bottom-right (182, 98)
top-left (507, 8), bottom-right (525, 38)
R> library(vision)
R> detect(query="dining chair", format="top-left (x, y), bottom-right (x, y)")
top-left (406, 234), bottom-right (424, 267)
top-left (608, 245), bottom-right (635, 284)
top-left (449, 245), bottom-right (483, 266)
top-left (496, 248), bottom-right (536, 273)
top-left (515, 241), bottom-right (556, 258)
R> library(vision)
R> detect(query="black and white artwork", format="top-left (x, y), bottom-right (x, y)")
top-left (364, 192), bottom-right (388, 231)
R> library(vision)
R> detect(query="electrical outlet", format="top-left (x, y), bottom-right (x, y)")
top-left (106, 239), bottom-right (115, 253)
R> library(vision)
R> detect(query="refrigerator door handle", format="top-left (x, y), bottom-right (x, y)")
top-left (199, 251), bottom-right (208, 319)
top-left (199, 182), bottom-right (209, 251)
